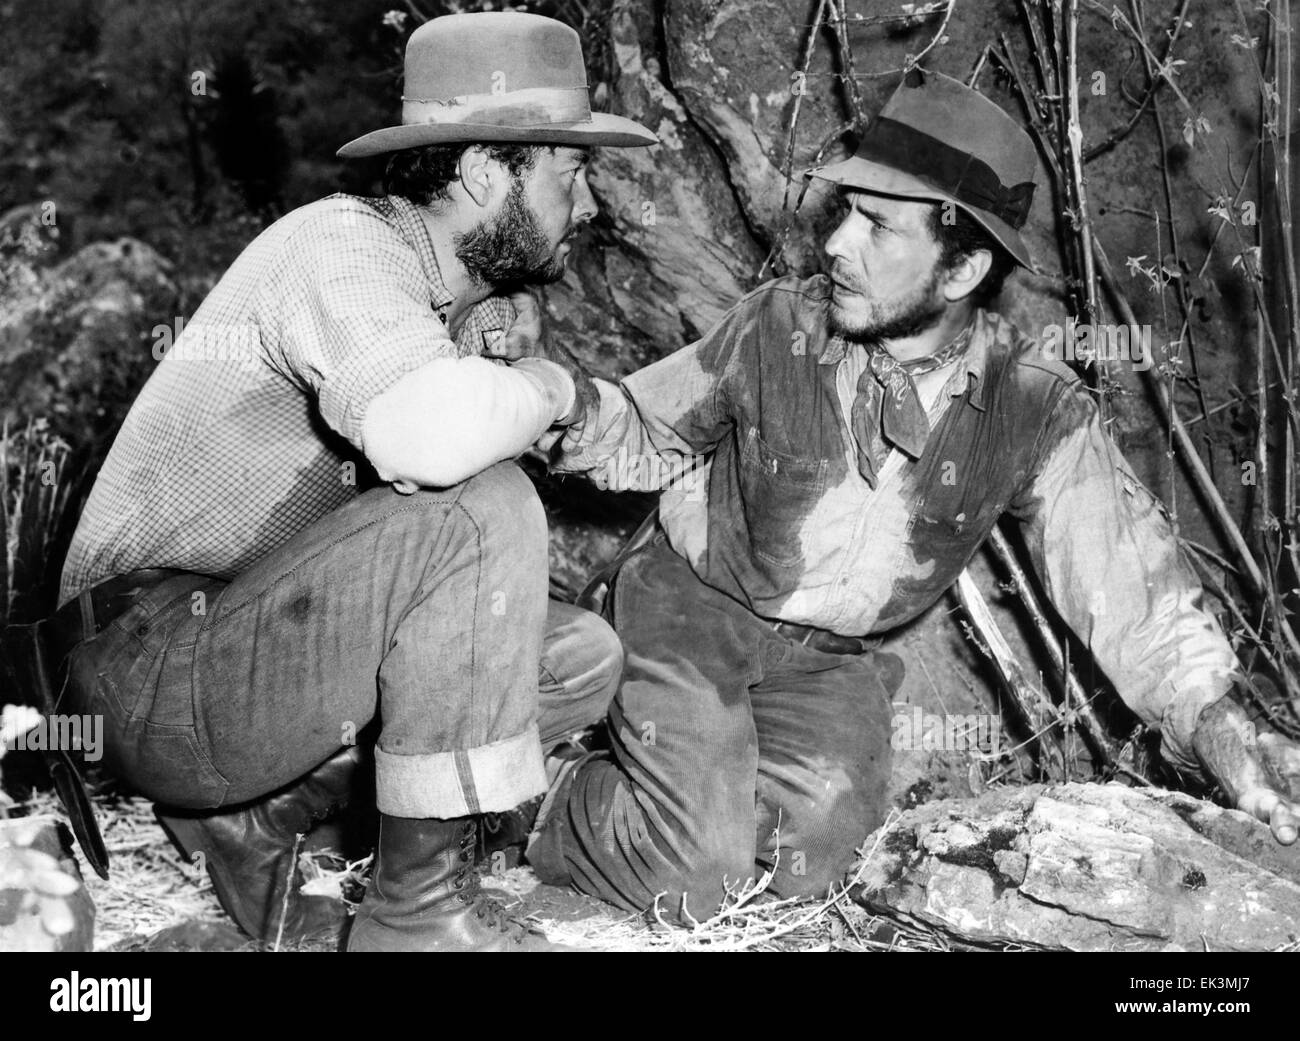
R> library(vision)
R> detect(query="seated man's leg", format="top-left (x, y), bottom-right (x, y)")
top-left (528, 538), bottom-right (762, 922)
top-left (69, 461), bottom-right (557, 948)
top-left (750, 644), bottom-right (901, 898)
top-left (537, 599), bottom-right (623, 751)
top-left (191, 460), bottom-right (550, 816)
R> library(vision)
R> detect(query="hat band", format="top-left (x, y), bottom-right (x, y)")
top-left (857, 117), bottom-right (1035, 229)
top-left (402, 85), bottom-right (592, 128)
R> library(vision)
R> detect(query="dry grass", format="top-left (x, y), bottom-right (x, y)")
top-left (483, 811), bottom-right (974, 952)
top-left (13, 787), bottom-right (961, 953)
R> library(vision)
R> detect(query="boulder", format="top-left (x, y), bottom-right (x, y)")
top-left (855, 782), bottom-right (1300, 951)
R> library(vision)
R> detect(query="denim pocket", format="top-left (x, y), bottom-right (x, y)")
top-left (126, 724), bottom-right (230, 809)
top-left (738, 426), bottom-right (826, 568)
top-left (88, 604), bottom-right (158, 721)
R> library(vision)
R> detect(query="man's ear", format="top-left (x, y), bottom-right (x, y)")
top-left (941, 248), bottom-right (993, 303)
top-left (456, 146), bottom-right (498, 209)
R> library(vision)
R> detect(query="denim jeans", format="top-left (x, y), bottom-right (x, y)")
top-left (63, 463), bottom-right (623, 818)
top-left (528, 535), bottom-right (900, 921)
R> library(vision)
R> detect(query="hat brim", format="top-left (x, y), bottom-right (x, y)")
top-left (806, 155), bottom-right (1033, 270)
top-left (338, 112), bottom-right (657, 158)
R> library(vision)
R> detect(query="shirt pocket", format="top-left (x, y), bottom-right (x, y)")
top-left (907, 498), bottom-right (1005, 579)
top-left (737, 426), bottom-right (827, 568)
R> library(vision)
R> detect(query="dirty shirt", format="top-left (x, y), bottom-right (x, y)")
top-left (555, 274), bottom-right (1239, 770)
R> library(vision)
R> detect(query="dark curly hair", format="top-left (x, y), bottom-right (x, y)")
top-left (926, 202), bottom-right (1018, 306)
top-left (382, 142), bottom-right (545, 206)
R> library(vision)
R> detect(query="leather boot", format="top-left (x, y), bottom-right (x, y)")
top-left (347, 814), bottom-right (570, 952)
top-left (155, 745), bottom-right (364, 944)
top-left (477, 729), bottom-right (602, 868)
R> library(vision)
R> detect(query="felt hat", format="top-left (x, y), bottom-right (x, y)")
top-left (806, 70), bottom-right (1037, 268)
top-left (338, 12), bottom-right (657, 158)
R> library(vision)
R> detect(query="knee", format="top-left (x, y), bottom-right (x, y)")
top-left (663, 844), bottom-right (757, 922)
top-left (452, 462), bottom-right (545, 545)
top-left (542, 610), bottom-right (624, 715)
top-left (771, 782), bottom-right (887, 898)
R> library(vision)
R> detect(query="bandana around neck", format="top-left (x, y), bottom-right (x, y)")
top-left (849, 320), bottom-right (976, 488)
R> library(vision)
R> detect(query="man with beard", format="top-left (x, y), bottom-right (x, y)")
top-left (51, 12), bottom-right (655, 951)
top-left (523, 70), bottom-right (1300, 921)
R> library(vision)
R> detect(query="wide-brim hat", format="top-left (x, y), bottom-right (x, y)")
top-left (805, 70), bottom-right (1037, 268)
top-left (338, 12), bottom-right (657, 158)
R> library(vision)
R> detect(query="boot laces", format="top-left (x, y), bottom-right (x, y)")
top-left (453, 822), bottom-right (477, 896)
top-left (471, 894), bottom-right (532, 944)
top-left (456, 821), bottom-right (531, 944)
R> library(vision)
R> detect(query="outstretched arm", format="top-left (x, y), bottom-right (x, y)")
top-left (1012, 385), bottom-right (1298, 843)
top-left (489, 290), bottom-right (744, 491)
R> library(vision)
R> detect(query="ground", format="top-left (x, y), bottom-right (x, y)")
top-left (17, 787), bottom-right (967, 953)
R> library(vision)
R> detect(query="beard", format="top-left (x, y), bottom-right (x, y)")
top-left (454, 178), bottom-right (569, 289)
top-left (828, 261), bottom-right (947, 344)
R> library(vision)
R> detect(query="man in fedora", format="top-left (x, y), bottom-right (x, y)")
top-left (53, 12), bottom-right (655, 951)
top-left (524, 70), bottom-right (1300, 920)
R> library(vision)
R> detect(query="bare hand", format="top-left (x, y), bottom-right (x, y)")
top-left (1193, 695), bottom-right (1300, 844)
top-left (482, 289), bottom-right (545, 362)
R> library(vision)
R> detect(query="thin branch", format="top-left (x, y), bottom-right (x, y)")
top-left (904, 0), bottom-right (957, 71)
top-left (954, 569), bottom-right (1067, 778)
top-left (987, 527), bottom-right (1119, 766)
top-left (781, 0), bottom-right (831, 212)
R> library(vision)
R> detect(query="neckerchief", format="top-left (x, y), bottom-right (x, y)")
top-left (849, 320), bottom-right (975, 488)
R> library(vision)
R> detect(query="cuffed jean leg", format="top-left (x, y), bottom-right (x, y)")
top-left (184, 461), bottom-right (550, 816)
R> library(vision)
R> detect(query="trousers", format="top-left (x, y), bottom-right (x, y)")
top-left (62, 463), bottom-right (623, 818)
top-left (529, 536), bottom-right (900, 921)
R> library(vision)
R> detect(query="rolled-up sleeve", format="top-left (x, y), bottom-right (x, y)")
top-left (1010, 387), bottom-right (1240, 772)
top-left (269, 206), bottom-right (463, 449)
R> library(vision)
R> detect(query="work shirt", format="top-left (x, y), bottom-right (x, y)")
top-left (60, 194), bottom-right (527, 605)
top-left (555, 274), bottom-right (1239, 770)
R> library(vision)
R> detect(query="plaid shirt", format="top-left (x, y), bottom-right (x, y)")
top-left (557, 275), bottom-right (1240, 770)
top-left (60, 194), bottom-right (515, 605)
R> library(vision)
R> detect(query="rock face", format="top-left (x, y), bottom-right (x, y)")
top-left (855, 782), bottom-right (1300, 951)
top-left (0, 816), bottom-right (95, 952)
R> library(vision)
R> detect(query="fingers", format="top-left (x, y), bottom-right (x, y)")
top-left (481, 327), bottom-right (528, 361)
top-left (1258, 732), bottom-right (1300, 790)
top-left (1270, 797), bottom-right (1300, 844)
top-left (490, 332), bottom-right (530, 361)
top-left (1237, 785), bottom-right (1300, 844)
top-left (496, 289), bottom-right (544, 360)
top-left (506, 288), bottom-right (541, 320)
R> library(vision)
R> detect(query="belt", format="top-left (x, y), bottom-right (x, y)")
top-left (44, 568), bottom-right (190, 662)
top-left (770, 620), bottom-right (878, 656)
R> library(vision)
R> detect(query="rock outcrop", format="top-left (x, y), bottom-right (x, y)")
top-left (855, 782), bottom-right (1300, 951)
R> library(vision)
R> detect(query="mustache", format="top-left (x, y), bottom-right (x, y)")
top-left (829, 265), bottom-right (865, 292)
